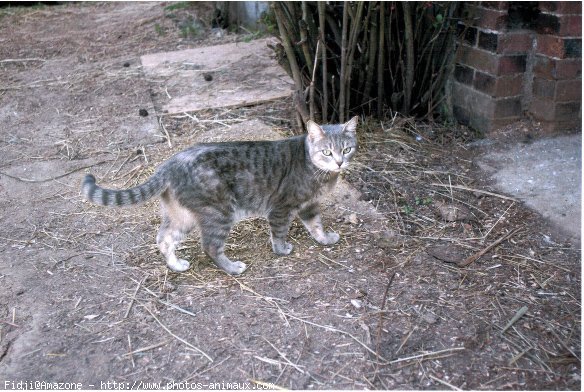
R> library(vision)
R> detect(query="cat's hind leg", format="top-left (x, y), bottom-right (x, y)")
top-left (198, 207), bottom-right (247, 275)
top-left (298, 203), bottom-right (340, 245)
top-left (156, 197), bottom-right (196, 272)
top-left (268, 209), bottom-right (294, 255)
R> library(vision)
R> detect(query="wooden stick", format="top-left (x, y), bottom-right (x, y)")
top-left (143, 305), bottom-right (213, 362)
top-left (375, 272), bottom-right (395, 355)
top-left (124, 278), bottom-right (143, 319)
top-left (318, 1), bottom-right (328, 122)
top-left (500, 306), bottom-right (528, 335)
top-left (458, 228), bottom-right (521, 267)
top-left (283, 311), bottom-right (387, 362)
top-left (262, 337), bottom-right (305, 374)
top-left (430, 183), bottom-right (518, 202)
top-left (127, 335), bottom-right (135, 368)
top-left (309, 40), bottom-right (320, 120)
top-left (402, 1), bottom-right (414, 115)
top-left (377, 3), bottom-right (385, 115)
top-left (390, 347), bottom-right (465, 364)
top-left (338, 1), bottom-right (349, 122)
top-left (122, 340), bottom-right (169, 357)
top-left (429, 374), bottom-right (462, 391)
top-left (0, 160), bottom-right (109, 183)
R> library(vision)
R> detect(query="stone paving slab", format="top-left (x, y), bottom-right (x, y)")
top-left (140, 38), bottom-right (294, 114)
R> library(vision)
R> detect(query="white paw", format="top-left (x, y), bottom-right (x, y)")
top-left (225, 260), bottom-right (247, 275)
top-left (167, 258), bottom-right (190, 272)
top-left (273, 241), bottom-right (294, 256)
top-left (319, 232), bottom-right (340, 245)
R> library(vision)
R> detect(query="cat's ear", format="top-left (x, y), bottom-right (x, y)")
top-left (306, 120), bottom-right (326, 141)
top-left (342, 116), bottom-right (359, 135)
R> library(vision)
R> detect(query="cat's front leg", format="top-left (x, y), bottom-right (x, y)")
top-left (268, 210), bottom-right (294, 255)
top-left (299, 203), bottom-right (340, 245)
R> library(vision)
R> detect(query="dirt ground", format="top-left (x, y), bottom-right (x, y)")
top-left (0, 2), bottom-right (580, 390)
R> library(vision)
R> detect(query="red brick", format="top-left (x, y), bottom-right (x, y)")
top-left (536, 34), bottom-right (582, 58)
top-left (494, 97), bottom-right (522, 117)
top-left (458, 45), bottom-right (499, 74)
top-left (559, 15), bottom-right (582, 36)
top-left (555, 79), bottom-right (582, 101)
top-left (455, 64), bottom-right (474, 85)
top-left (481, 1), bottom-right (509, 10)
top-left (556, 101), bottom-right (581, 120)
top-left (498, 55), bottom-right (527, 74)
top-left (540, 13), bottom-right (584, 36)
top-left (453, 81), bottom-right (494, 118)
top-left (474, 72), bottom-right (523, 96)
top-left (471, 6), bottom-right (508, 30)
top-left (539, 119), bottom-right (582, 133)
top-left (538, 2), bottom-right (582, 15)
top-left (498, 31), bottom-right (534, 54)
top-left (532, 77), bottom-right (556, 98)
top-left (536, 13), bottom-right (562, 34)
top-left (530, 97), bottom-right (581, 121)
top-left (530, 97), bottom-right (557, 120)
top-left (555, 58), bottom-right (582, 78)
top-left (537, 34), bottom-right (566, 57)
top-left (534, 55), bottom-right (582, 79)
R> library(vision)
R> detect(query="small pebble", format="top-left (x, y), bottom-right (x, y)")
top-left (139, 108), bottom-right (148, 117)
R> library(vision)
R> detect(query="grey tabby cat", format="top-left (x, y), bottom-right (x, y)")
top-left (82, 116), bottom-right (358, 275)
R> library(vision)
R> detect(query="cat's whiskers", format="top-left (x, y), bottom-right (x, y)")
top-left (313, 168), bottom-right (330, 183)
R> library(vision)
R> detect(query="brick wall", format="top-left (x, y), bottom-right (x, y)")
top-left (452, 1), bottom-right (582, 133)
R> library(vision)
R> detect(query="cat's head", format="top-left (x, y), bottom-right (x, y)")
top-left (306, 116), bottom-right (358, 173)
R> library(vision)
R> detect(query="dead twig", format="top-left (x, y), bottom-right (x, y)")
top-left (0, 160), bottom-right (109, 183)
top-left (375, 272), bottom-right (396, 355)
top-left (123, 278), bottom-right (143, 319)
top-left (142, 304), bottom-right (213, 362)
top-left (283, 311), bottom-right (387, 362)
top-left (458, 228), bottom-right (521, 267)
top-left (500, 306), bottom-right (528, 335)
top-left (428, 374), bottom-right (462, 391)
top-left (430, 183), bottom-right (518, 202)
top-left (262, 336), bottom-right (305, 374)
top-left (122, 340), bottom-right (169, 357)
top-left (390, 347), bottom-right (465, 364)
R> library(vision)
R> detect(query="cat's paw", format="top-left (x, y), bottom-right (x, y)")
top-left (224, 260), bottom-right (247, 275)
top-left (318, 232), bottom-right (340, 245)
top-left (167, 258), bottom-right (190, 272)
top-left (273, 241), bottom-right (294, 256)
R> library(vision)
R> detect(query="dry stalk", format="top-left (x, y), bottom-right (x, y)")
top-left (0, 160), bottom-right (109, 183)
top-left (428, 374), bottom-right (462, 391)
top-left (123, 278), bottom-right (143, 319)
top-left (282, 311), bottom-right (387, 362)
top-left (430, 183), bottom-right (518, 202)
top-left (389, 346), bottom-right (465, 364)
top-left (142, 304), bottom-right (213, 362)
top-left (458, 228), bottom-right (521, 267)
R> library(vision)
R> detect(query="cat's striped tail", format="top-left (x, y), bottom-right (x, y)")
top-left (82, 173), bottom-right (167, 207)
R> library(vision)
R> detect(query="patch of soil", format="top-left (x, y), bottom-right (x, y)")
top-left (0, 2), bottom-right (580, 390)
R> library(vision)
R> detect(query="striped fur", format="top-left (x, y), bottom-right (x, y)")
top-left (82, 173), bottom-right (167, 207)
top-left (82, 117), bottom-right (359, 275)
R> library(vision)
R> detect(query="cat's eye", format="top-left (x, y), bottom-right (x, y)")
top-left (322, 149), bottom-right (332, 156)
top-left (342, 147), bottom-right (352, 154)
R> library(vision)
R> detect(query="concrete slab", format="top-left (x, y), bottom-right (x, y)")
top-left (140, 38), bottom-right (294, 114)
top-left (476, 135), bottom-right (581, 241)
